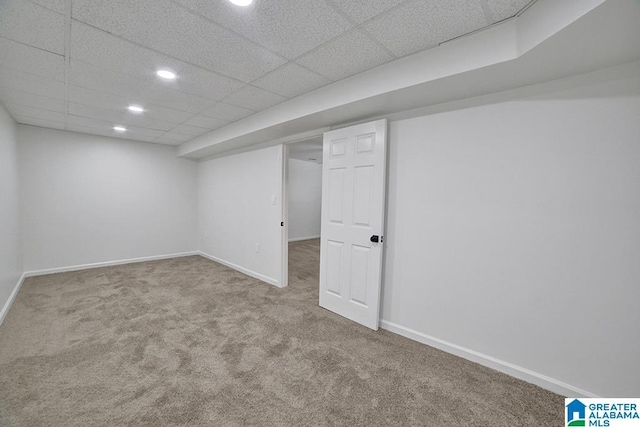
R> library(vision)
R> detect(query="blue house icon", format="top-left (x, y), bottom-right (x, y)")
top-left (567, 399), bottom-right (586, 422)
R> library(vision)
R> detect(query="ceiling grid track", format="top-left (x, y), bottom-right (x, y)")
top-left (63, 0), bottom-right (72, 131)
top-left (165, 0), bottom-right (288, 76)
top-left (149, 1), bottom-right (300, 137)
top-left (516, 0), bottom-right (539, 17)
top-left (479, 0), bottom-right (496, 24)
top-left (322, 0), bottom-right (398, 61)
top-left (72, 21), bottom-right (247, 93)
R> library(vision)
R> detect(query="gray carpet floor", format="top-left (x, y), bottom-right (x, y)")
top-left (0, 239), bottom-right (562, 426)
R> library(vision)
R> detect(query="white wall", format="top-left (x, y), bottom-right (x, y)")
top-left (382, 75), bottom-right (640, 397)
top-left (198, 145), bottom-right (283, 286)
top-left (0, 105), bottom-right (22, 320)
top-left (19, 126), bottom-right (198, 271)
top-left (287, 158), bottom-right (321, 241)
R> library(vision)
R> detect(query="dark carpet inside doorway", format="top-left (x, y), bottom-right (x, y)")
top-left (0, 239), bottom-right (562, 426)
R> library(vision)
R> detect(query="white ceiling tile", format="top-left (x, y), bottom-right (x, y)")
top-left (66, 123), bottom-right (159, 143)
top-left (29, 0), bottom-right (66, 14)
top-left (0, 66), bottom-right (65, 99)
top-left (221, 86), bottom-right (287, 111)
top-left (4, 103), bottom-right (65, 122)
top-left (329, 0), bottom-right (408, 24)
top-left (13, 115), bottom-right (65, 130)
top-left (67, 86), bottom-right (194, 124)
top-left (252, 63), bottom-right (331, 98)
top-left (66, 115), bottom-right (166, 138)
top-left (174, 0), bottom-right (352, 59)
top-left (0, 87), bottom-right (65, 112)
top-left (486, 0), bottom-right (531, 23)
top-left (200, 102), bottom-right (254, 122)
top-left (168, 124), bottom-right (211, 138)
top-left (67, 103), bottom-right (178, 132)
top-left (0, 0), bottom-right (65, 54)
top-left (70, 60), bottom-right (216, 114)
top-left (297, 30), bottom-right (394, 81)
top-left (364, 0), bottom-right (488, 57)
top-left (70, 22), bottom-right (244, 101)
top-left (182, 115), bottom-right (229, 130)
top-left (0, 37), bottom-right (65, 81)
top-left (155, 132), bottom-right (191, 145)
top-left (72, 0), bottom-right (286, 82)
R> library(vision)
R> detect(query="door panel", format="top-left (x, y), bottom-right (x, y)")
top-left (356, 133), bottom-right (375, 153)
top-left (326, 240), bottom-right (344, 296)
top-left (349, 244), bottom-right (370, 307)
top-left (353, 166), bottom-right (374, 227)
top-left (327, 168), bottom-right (346, 224)
top-left (319, 119), bottom-right (387, 330)
top-left (330, 137), bottom-right (347, 157)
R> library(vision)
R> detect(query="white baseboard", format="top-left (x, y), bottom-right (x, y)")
top-left (379, 319), bottom-right (599, 398)
top-left (198, 251), bottom-right (280, 287)
top-left (0, 272), bottom-right (26, 326)
top-left (288, 235), bottom-right (320, 242)
top-left (24, 251), bottom-right (199, 277)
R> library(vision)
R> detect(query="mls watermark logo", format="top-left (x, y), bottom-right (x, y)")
top-left (566, 398), bottom-right (640, 427)
top-left (567, 399), bottom-right (587, 426)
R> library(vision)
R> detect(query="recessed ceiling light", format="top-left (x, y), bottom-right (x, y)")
top-left (128, 105), bottom-right (144, 113)
top-left (113, 126), bottom-right (127, 132)
top-left (156, 69), bottom-right (176, 80)
top-left (229, 0), bottom-right (253, 6)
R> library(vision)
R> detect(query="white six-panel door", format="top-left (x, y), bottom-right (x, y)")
top-left (319, 119), bottom-right (387, 330)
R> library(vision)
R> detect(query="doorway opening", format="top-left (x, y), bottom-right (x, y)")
top-left (280, 119), bottom-right (387, 330)
top-left (283, 137), bottom-right (323, 295)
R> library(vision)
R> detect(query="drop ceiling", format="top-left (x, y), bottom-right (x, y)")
top-left (0, 0), bottom-right (532, 145)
